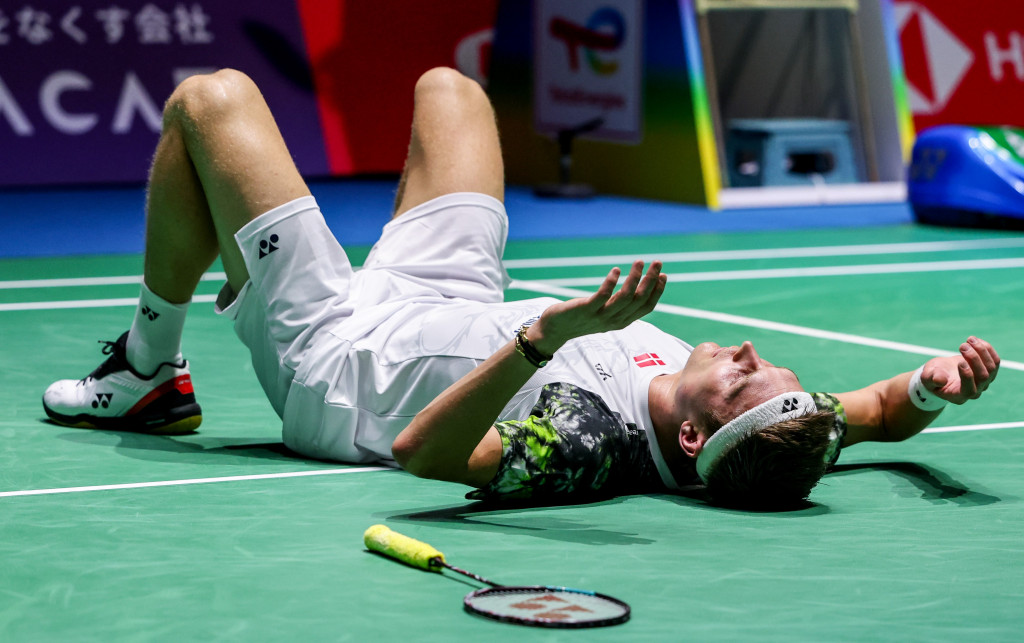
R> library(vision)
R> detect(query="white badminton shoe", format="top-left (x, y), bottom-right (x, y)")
top-left (42, 331), bottom-right (202, 434)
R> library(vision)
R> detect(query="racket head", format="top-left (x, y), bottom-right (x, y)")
top-left (463, 585), bottom-right (630, 628)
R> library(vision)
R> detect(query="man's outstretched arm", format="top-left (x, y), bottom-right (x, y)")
top-left (836, 336), bottom-right (1000, 447)
top-left (391, 261), bottom-right (666, 486)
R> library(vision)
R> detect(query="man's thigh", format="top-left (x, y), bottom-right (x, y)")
top-left (393, 67), bottom-right (504, 217)
top-left (170, 69), bottom-right (312, 290)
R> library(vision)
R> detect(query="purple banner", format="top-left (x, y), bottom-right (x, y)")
top-left (0, 1), bottom-right (327, 186)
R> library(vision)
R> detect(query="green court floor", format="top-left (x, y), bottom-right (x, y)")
top-left (1, 222), bottom-right (1022, 641)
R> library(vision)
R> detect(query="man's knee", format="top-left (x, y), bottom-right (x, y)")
top-left (164, 69), bottom-right (259, 129)
top-left (413, 66), bottom-right (489, 116)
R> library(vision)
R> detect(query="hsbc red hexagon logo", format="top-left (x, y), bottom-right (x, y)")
top-left (895, 2), bottom-right (974, 116)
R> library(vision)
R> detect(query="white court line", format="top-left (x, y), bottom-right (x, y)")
top-left (3, 422), bottom-right (1021, 499)
top-left (0, 466), bottom-right (393, 499)
top-left (923, 421), bottom-right (1024, 434)
top-left (0, 294), bottom-right (218, 312)
top-left (0, 272), bottom-right (227, 290)
top-left (5, 237), bottom-right (1024, 290)
top-left (503, 237), bottom-right (1024, 269)
top-left (511, 279), bottom-right (1024, 372)
top-left (533, 257), bottom-right (1024, 287)
top-left (7, 256), bottom-right (1024, 311)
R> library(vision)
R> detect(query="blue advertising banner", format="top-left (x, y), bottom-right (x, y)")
top-left (0, 1), bottom-right (327, 186)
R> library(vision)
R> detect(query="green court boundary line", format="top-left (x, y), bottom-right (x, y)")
top-left (0, 466), bottom-right (393, 499)
top-left (1, 422), bottom-right (1020, 500)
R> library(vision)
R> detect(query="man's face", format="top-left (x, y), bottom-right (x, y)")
top-left (676, 341), bottom-right (804, 429)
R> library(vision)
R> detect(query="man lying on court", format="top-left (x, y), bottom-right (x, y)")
top-left (42, 68), bottom-right (1001, 509)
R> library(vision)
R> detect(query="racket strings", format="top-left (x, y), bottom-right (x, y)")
top-left (464, 587), bottom-right (631, 627)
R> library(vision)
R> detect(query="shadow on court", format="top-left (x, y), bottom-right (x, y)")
top-left (380, 500), bottom-right (659, 546)
top-left (48, 420), bottom-right (302, 466)
top-left (828, 461), bottom-right (1005, 506)
top-left (654, 489), bottom-right (831, 516)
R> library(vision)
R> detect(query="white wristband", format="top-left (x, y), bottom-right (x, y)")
top-left (907, 366), bottom-right (948, 412)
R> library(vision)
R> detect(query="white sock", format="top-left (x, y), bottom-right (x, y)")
top-left (126, 282), bottom-right (190, 376)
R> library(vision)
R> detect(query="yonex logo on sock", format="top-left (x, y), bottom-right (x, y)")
top-left (92, 393), bottom-right (113, 409)
top-left (259, 234), bottom-right (280, 259)
top-left (141, 306), bottom-right (159, 321)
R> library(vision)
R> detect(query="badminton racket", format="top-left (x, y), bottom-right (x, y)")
top-left (363, 524), bottom-right (630, 628)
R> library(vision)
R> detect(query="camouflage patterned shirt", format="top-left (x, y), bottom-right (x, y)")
top-left (468, 385), bottom-right (848, 503)
top-left (467, 382), bottom-right (666, 502)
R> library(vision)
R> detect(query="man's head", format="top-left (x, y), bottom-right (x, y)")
top-left (674, 341), bottom-right (839, 508)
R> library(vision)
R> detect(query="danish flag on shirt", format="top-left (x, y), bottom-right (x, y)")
top-left (633, 353), bottom-right (666, 368)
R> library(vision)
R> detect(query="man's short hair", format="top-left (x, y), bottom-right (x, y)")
top-left (703, 411), bottom-right (837, 509)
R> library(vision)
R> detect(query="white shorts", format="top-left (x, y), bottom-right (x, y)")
top-left (216, 192), bottom-right (512, 420)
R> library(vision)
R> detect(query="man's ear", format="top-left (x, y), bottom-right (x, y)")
top-left (678, 420), bottom-right (706, 459)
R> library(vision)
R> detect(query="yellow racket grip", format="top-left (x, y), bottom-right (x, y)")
top-left (364, 524), bottom-right (445, 572)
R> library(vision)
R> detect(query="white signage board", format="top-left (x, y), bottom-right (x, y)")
top-left (533, 0), bottom-right (643, 142)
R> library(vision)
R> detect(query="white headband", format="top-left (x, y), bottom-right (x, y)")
top-left (695, 392), bottom-right (817, 483)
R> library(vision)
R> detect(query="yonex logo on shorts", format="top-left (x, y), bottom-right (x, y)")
top-left (633, 353), bottom-right (665, 368)
top-left (259, 234), bottom-right (280, 259)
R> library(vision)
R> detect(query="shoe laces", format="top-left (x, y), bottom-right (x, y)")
top-left (84, 333), bottom-right (132, 382)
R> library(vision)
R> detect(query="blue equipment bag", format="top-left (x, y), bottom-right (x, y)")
top-left (909, 125), bottom-right (1024, 230)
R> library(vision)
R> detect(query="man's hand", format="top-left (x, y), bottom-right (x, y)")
top-left (528, 261), bottom-right (667, 355)
top-left (922, 336), bottom-right (1000, 405)
top-left (394, 259), bottom-right (667, 486)
top-left (839, 336), bottom-right (1002, 447)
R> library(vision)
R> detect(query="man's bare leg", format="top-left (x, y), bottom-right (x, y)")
top-left (389, 67), bottom-right (508, 476)
top-left (44, 69), bottom-right (311, 433)
top-left (393, 67), bottom-right (503, 217)
top-left (145, 69), bottom-right (311, 301)
top-left (125, 69), bottom-right (312, 377)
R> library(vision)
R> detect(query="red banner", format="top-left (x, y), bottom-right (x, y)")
top-left (296, 0), bottom-right (497, 175)
top-left (896, 0), bottom-right (1024, 131)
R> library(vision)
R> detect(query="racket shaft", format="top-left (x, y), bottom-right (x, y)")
top-left (440, 561), bottom-right (501, 587)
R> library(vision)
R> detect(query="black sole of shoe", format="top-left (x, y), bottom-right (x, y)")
top-left (43, 402), bottom-right (203, 435)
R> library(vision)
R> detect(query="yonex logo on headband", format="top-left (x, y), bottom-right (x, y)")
top-left (695, 391), bottom-right (818, 483)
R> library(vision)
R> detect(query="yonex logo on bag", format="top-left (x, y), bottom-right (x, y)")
top-left (92, 393), bottom-right (113, 409)
top-left (259, 234), bottom-right (280, 259)
top-left (633, 353), bottom-right (665, 368)
top-left (141, 306), bottom-right (159, 321)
